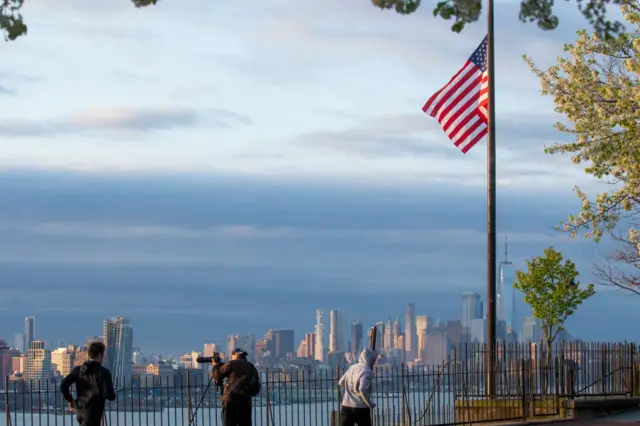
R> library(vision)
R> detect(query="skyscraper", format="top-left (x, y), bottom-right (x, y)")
top-left (304, 332), bottom-right (316, 358)
top-left (24, 317), bottom-right (35, 353)
top-left (296, 339), bottom-right (308, 358)
top-left (424, 332), bottom-right (450, 366)
top-left (14, 333), bottom-right (24, 353)
top-left (314, 309), bottom-right (325, 363)
top-left (103, 317), bottom-right (133, 383)
top-left (471, 318), bottom-right (486, 343)
top-left (416, 315), bottom-right (431, 361)
top-left (271, 329), bottom-right (295, 359)
top-left (521, 317), bottom-right (542, 343)
top-left (350, 321), bottom-right (363, 355)
top-left (461, 293), bottom-right (483, 345)
top-left (51, 348), bottom-right (74, 377)
top-left (25, 340), bottom-right (52, 386)
top-left (329, 310), bottom-right (343, 353)
top-left (375, 321), bottom-right (384, 351)
top-left (405, 303), bottom-right (417, 361)
top-left (393, 317), bottom-right (404, 350)
top-left (383, 319), bottom-right (393, 350)
top-left (225, 334), bottom-right (255, 361)
top-left (204, 343), bottom-right (221, 358)
top-left (227, 336), bottom-right (238, 359)
top-left (499, 238), bottom-right (517, 336)
top-left (0, 340), bottom-right (10, 388)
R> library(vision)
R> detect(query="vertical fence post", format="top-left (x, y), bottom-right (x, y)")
top-left (4, 376), bottom-right (10, 426)
top-left (335, 365), bottom-right (341, 426)
top-left (631, 343), bottom-right (637, 397)
top-left (265, 369), bottom-right (270, 426)
top-left (400, 362), bottom-right (407, 425)
top-left (520, 359), bottom-right (526, 420)
top-left (186, 371), bottom-right (192, 426)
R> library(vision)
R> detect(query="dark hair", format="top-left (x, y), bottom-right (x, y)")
top-left (88, 341), bottom-right (106, 360)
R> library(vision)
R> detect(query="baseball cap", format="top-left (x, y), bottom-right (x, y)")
top-left (232, 348), bottom-right (248, 356)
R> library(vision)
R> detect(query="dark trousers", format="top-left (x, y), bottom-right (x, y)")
top-left (340, 406), bottom-right (372, 426)
top-left (222, 401), bottom-right (252, 426)
top-left (76, 409), bottom-right (104, 426)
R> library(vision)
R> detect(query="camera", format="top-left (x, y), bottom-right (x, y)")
top-left (196, 352), bottom-right (221, 364)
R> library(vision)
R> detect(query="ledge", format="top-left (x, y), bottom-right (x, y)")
top-left (562, 396), bottom-right (640, 419)
top-left (563, 396), bottom-right (640, 409)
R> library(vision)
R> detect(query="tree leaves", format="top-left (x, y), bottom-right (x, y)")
top-left (0, 0), bottom-right (627, 42)
top-left (371, 0), bottom-right (422, 14)
top-left (525, 4), bottom-right (640, 296)
top-left (1, 0), bottom-right (158, 42)
top-left (514, 247), bottom-right (596, 346)
top-left (371, 0), bottom-right (625, 38)
top-left (1, 0), bottom-right (26, 41)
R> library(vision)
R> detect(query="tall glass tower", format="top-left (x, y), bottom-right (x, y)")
top-left (350, 321), bottom-right (363, 355)
top-left (103, 317), bottom-right (133, 384)
top-left (498, 238), bottom-right (516, 336)
top-left (405, 303), bottom-right (417, 361)
top-left (329, 310), bottom-right (343, 353)
top-left (24, 317), bottom-right (35, 354)
top-left (314, 309), bottom-right (325, 362)
top-left (461, 293), bottom-right (483, 344)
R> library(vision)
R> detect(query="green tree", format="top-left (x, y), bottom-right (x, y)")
top-left (370, 0), bottom-right (624, 36)
top-left (0, 0), bottom-right (624, 42)
top-left (525, 3), bottom-right (640, 296)
top-left (514, 247), bottom-right (595, 350)
top-left (0, 0), bottom-right (158, 41)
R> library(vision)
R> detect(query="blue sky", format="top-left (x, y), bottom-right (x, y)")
top-left (0, 0), bottom-right (633, 355)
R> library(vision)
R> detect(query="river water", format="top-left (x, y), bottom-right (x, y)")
top-left (0, 391), bottom-right (455, 426)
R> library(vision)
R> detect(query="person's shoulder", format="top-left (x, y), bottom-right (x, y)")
top-left (99, 365), bottom-right (112, 375)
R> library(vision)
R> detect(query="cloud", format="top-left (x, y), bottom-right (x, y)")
top-left (0, 170), bottom-right (592, 275)
top-left (250, 0), bottom-right (589, 78)
top-left (0, 0), bottom-right (596, 186)
top-left (0, 107), bottom-right (251, 137)
top-left (294, 128), bottom-right (445, 158)
top-left (12, 222), bottom-right (294, 240)
top-left (0, 170), bottom-right (631, 354)
top-left (0, 85), bottom-right (14, 95)
top-left (3, 221), bottom-right (573, 247)
top-left (294, 111), bottom-right (573, 166)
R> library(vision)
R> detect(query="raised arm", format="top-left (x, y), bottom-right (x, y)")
top-left (60, 367), bottom-right (78, 403)
top-left (338, 372), bottom-right (347, 387)
top-left (211, 362), bottom-right (232, 383)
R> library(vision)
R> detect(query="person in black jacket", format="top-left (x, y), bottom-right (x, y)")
top-left (60, 341), bottom-right (116, 426)
top-left (211, 348), bottom-right (261, 426)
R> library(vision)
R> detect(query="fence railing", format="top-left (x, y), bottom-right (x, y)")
top-left (1, 341), bottom-right (637, 426)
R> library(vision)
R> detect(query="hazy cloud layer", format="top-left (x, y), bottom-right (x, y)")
top-left (0, 107), bottom-right (250, 137)
top-left (0, 171), bottom-right (634, 354)
top-left (295, 113), bottom-right (569, 158)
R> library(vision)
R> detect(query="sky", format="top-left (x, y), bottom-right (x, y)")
top-left (0, 0), bottom-right (635, 356)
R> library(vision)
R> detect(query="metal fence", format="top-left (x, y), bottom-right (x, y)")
top-left (1, 341), bottom-right (637, 426)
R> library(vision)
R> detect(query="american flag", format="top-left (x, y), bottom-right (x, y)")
top-left (422, 36), bottom-right (488, 154)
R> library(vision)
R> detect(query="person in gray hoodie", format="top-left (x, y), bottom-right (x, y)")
top-left (338, 348), bottom-right (378, 426)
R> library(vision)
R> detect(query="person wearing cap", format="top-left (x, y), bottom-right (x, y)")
top-left (211, 348), bottom-right (261, 426)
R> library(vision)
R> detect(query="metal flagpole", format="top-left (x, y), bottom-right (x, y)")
top-left (486, 0), bottom-right (498, 397)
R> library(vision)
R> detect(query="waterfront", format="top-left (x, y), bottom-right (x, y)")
top-left (0, 393), bottom-right (455, 426)
top-left (1, 342), bottom-right (634, 426)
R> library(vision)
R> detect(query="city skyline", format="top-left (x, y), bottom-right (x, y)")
top-left (0, 293), bottom-right (572, 365)
top-left (0, 171), bottom-right (634, 354)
